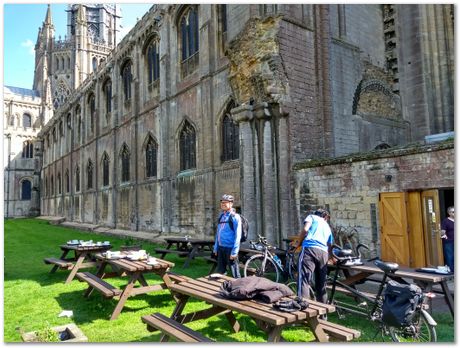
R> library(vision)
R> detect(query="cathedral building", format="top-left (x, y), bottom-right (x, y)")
top-left (7, 4), bottom-right (454, 267)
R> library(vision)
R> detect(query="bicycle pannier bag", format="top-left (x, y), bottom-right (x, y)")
top-left (382, 280), bottom-right (422, 327)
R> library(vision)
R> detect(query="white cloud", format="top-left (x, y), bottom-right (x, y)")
top-left (21, 39), bottom-right (35, 55)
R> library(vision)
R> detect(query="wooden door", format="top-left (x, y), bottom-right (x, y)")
top-left (421, 190), bottom-right (444, 266)
top-left (407, 192), bottom-right (426, 268)
top-left (379, 192), bottom-right (410, 266)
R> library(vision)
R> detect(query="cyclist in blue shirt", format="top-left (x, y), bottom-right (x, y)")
top-left (292, 209), bottom-right (333, 304)
top-left (213, 194), bottom-right (242, 278)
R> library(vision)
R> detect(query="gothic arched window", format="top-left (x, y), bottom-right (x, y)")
top-left (92, 57), bottom-right (98, 72)
top-left (145, 136), bottom-right (158, 178)
top-left (121, 61), bottom-right (132, 101)
top-left (222, 102), bottom-right (239, 161)
top-left (65, 169), bottom-right (70, 193)
top-left (23, 113), bottom-right (32, 128)
top-left (45, 176), bottom-right (49, 197)
top-left (120, 144), bottom-right (130, 182)
top-left (179, 6), bottom-right (199, 77)
top-left (57, 172), bottom-right (62, 194)
top-left (75, 105), bottom-right (82, 139)
top-left (75, 166), bottom-right (80, 192)
top-left (102, 152), bottom-right (110, 186)
top-left (218, 4), bottom-right (228, 51)
top-left (87, 159), bottom-right (94, 189)
top-left (180, 120), bottom-right (196, 170)
top-left (88, 93), bottom-right (96, 133)
top-left (21, 180), bottom-right (32, 200)
top-left (147, 40), bottom-right (160, 85)
top-left (22, 141), bottom-right (34, 158)
top-left (51, 175), bottom-right (54, 195)
top-left (180, 7), bottom-right (199, 61)
top-left (103, 79), bottom-right (112, 114)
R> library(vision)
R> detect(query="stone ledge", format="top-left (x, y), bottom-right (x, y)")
top-left (21, 323), bottom-right (88, 343)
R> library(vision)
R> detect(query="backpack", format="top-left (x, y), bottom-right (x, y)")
top-left (382, 280), bottom-right (422, 327)
top-left (218, 213), bottom-right (249, 243)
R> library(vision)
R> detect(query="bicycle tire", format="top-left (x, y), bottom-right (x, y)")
top-left (388, 312), bottom-right (437, 342)
top-left (243, 254), bottom-right (280, 282)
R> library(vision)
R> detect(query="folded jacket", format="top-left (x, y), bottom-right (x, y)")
top-left (220, 276), bottom-right (294, 303)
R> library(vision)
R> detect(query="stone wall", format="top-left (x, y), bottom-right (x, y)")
top-left (293, 140), bottom-right (454, 253)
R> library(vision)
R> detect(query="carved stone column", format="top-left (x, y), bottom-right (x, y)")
top-left (253, 102), bottom-right (277, 243)
top-left (270, 103), bottom-right (292, 242)
top-left (231, 104), bottom-right (259, 240)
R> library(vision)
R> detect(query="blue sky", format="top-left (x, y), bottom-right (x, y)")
top-left (3, 3), bottom-right (153, 89)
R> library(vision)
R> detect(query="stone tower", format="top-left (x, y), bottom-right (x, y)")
top-left (33, 4), bottom-right (119, 114)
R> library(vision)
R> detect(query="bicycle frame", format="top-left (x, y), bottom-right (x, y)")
top-left (328, 262), bottom-right (389, 319)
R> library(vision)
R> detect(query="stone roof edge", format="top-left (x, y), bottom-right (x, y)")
top-left (294, 139), bottom-right (454, 170)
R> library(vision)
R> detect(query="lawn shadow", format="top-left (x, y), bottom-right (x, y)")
top-left (54, 289), bottom-right (175, 324)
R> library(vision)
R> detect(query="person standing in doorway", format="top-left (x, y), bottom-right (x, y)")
top-left (441, 206), bottom-right (454, 273)
top-left (213, 194), bottom-right (241, 278)
top-left (292, 209), bottom-right (333, 304)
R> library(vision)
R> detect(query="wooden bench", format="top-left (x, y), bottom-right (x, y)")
top-left (75, 272), bottom-right (122, 298)
top-left (155, 248), bottom-right (190, 258)
top-left (317, 319), bottom-right (361, 341)
top-left (142, 312), bottom-right (214, 342)
top-left (44, 257), bottom-right (74, 269)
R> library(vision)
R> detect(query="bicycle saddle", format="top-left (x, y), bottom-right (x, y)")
top-left (374, 259), bottom-right (399, 273)
top-left (334, 248), bottom-right (353, 258)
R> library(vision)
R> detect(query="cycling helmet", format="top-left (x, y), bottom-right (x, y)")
top-left (220, 194), bottom-right (234, 202)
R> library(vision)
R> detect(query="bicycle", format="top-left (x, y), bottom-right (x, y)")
top-left (243, 234), bottom-right (298, 291)
top-left (328, 244), bottom-right (437, 342)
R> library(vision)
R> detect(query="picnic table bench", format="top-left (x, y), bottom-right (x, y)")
top-left (142, 312), bottom-right (214, 342)
top-left (152, 274), bottom-right (360, 342)
top-left (330, 261), bottom-right (454, 318)
top-left (44, 243), bottom-right (112, 284)
top-left (155, 237), bottom-right (214, 268)
top-left (76, 252), bottom-right (176, 320)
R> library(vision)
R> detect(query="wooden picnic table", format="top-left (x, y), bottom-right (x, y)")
top-left (331, 261), bottom-right (454, 318)
top-left (76, 252), bottom-right (175, 320)
top-left (163, 275), bottom-right (359, 342)
top-left (44, 243), bottom-right (112, 284)
top-left (155, 237), bottom-right (214, 268)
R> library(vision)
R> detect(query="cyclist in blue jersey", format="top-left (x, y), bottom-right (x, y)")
top-left (213, 194), bottom-right (242, 278)
top-left (292, 209), bottom-right (333, 305)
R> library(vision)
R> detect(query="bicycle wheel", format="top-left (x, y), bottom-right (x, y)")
top-left (244, 255), bottom-right (280, 282)
top-left (388, 312), bottom-right (437, 342)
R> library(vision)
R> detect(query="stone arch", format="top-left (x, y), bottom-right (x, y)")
top-left (352, 79), bottom-right (401, 118)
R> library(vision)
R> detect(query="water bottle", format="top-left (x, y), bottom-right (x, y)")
top-left (273, 255), bottom-right (282, 268)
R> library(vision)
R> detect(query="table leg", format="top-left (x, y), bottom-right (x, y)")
top-left (307, 317), bottom-right (329, 342)
top-left (159, 243), bottom-right (173, 259)
top-left (183, 245), bottom-right (199, 268)
top-left (266, 326), bottom-right (283, 342)
top-left (65, 251), bottom-right (88, 284)
top-left (171, 295), bottom-right (190, 322)
top-left (50, 249), bottom-right (71, 273)
top-left (110, 272), bottom-right (139, 320)
top-left (440, 280), bottom-right (454, 318)
top-left (224, 311), bottom-right (240, 333)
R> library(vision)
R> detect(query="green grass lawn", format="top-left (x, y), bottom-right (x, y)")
top-left (4, 218), bottom-right (455, 342)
